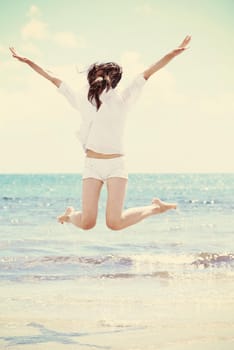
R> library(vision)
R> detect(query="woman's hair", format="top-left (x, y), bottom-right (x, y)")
top-left (87, 62), bottom-right (122, 110)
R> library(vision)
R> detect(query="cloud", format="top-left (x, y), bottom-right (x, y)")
top-left (21, 18), bottom-right (48, 40)
top-left (120, 51), bottom-right (145, 80)
top-left (0, 62), bottom-right (84, 173)
top-left (0, 44), bottom-right (8, 54)
top-left (3, 16), bottom-right (234, 173)
top-left (118, 51), bottom-right (225, 172)
top-left (20, 42), bottom-right (43, 57)
top-left (198, 93), bottom-right (234, 119)
top-left (135, 3), bottom-right (155, 16)
top-left (53, 32), bottom-right (86, 49)
top-left (27, 5), bottom-right (41, 17)
top-left (21, 5), bottom-right (86, 49)
top-left (121, 51), bottom-right (143, 68)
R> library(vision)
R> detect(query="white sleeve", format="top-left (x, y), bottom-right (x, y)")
top-left (57, 81), bottom-right (80, 110)
top-left (121, 73), bottom-right (146, 107)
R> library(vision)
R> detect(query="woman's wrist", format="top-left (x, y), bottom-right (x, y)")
top-left (26, 58), bottom-right (33, 65)
top-left (168, 50), bottom-right (176, 59)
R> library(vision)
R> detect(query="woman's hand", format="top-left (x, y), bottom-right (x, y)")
top-left (9, 47), bottom-right (61, 87)
top-left (171, 35), bottom-right (191, 57)
top-left (143, 35), bottom-right (192, 80)
top-left (9, 47), bottom-right (30, 63)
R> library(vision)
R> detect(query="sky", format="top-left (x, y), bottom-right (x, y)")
top-left (0, 0), bottom-right (234, 173)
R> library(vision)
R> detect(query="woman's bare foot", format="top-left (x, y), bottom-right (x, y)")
top-left (57, 207), bottom-right (74, 224)
top-left (151, 198), bottom-right (177, 214)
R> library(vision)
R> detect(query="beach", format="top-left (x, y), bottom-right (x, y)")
top-left (0, 173), bottom-right (234, 349)
top-left (1, 276), bottom-right (234, 349)
top-left (1, 0), bottom-right (234, 347)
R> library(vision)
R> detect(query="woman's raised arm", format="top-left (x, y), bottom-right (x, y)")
top-left (9, 47), bottom-right (62, 87)
top-left (143, 35), bottom-right (191, 80)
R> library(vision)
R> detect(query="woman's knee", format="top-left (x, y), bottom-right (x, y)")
top-left (106, 218), bottom-right (122, 231)
top-left (81, 218), bottom-right (96, 230)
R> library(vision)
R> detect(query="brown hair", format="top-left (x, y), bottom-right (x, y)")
top-left (87, 62), bottom-right (122, 110)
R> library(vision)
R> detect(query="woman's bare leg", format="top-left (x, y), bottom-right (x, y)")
top-left (57, 178), bottom-right (103, 230)
top-left (106, 178), bottom-right (176, 231)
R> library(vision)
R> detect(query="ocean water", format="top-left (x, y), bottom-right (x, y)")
top-left (0, 173), bottom-right (233, 282)
top-left (1, 173), bottom-right (234, 349)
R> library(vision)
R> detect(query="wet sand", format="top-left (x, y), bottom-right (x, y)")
top-left (1, 276), bottom-right (234, 350)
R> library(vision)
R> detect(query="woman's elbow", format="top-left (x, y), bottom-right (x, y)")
top-left (51, 77), bottom-right (62, 88)
top-left (143, 71), bottom-right (150, 80)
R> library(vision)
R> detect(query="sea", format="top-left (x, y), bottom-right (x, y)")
top-left (0, 173), bottom-right (233, 282)
top-left (0, 173), bottom-right (234, 349)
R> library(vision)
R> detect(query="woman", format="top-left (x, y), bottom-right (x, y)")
top-left (10, 35), bottom-right (191, 230)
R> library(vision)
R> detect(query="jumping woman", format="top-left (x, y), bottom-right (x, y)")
top-left (10, 35), bottom-right (191, 231)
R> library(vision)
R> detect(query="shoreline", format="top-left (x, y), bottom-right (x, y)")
top-left (1, 276), bottom-right (234, 349)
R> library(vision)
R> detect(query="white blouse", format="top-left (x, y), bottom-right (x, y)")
top-left (58, 73), bottom-right (146, 154)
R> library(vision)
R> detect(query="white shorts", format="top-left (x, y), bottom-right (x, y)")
top-left (83, 156), bottom-right (128, 182)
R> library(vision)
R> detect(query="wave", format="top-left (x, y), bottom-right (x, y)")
top-left (192, 252), bottom-right (234, 268)
top-left (100, 271), bottom-right (172, 279)
top-left (0, 252), bottom-right (233, 283)
top-left (0, 255), bottom-right (133, 270)
top-left (2, 196), bottom-right (14, 201)
top-left (0, 270), bottom-right (172, 282)
top-left (1, 252), bottom-right (233, 270)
